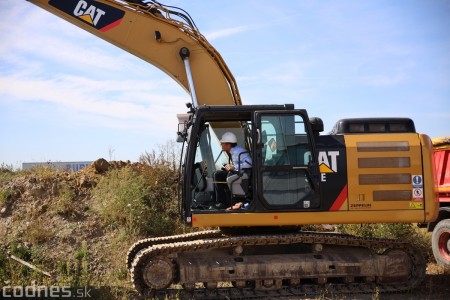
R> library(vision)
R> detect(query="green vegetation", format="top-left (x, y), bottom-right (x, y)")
top-left (338, 223), bottom-right (432, 259)
top-left (28, 165), bottom-right (59, 180)
top-left (0, 187), bottom-right (10, 207)
top-left (0, 240), bottom-right (50, 286)
top-left (55, 185), bottom-right (78, 218)
top-left (57, 240), bottom-right (90, 287)
top-left (92, 165), bottom-right (181, 237)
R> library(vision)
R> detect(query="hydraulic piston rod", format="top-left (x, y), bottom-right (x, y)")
top-left (179, 47), bottom-right (199, 108)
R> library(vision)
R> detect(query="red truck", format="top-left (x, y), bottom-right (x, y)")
top-left (429, 136), bottom-right (450, 267)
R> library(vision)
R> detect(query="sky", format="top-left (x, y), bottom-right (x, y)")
top-left (1, 0), bottom-right (449, 168)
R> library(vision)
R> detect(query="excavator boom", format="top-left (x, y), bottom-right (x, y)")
top-left (27, 0), bottom-right (241, 106)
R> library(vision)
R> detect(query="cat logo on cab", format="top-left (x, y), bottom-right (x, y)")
top-left (318, 151), bottom-right (339, 182)
top-left (49, 0), bottom-right (125, 32)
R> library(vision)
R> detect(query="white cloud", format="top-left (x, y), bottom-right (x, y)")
top-left (205, 24), bottom-right (260, 40)
top-left (0, 72), bottom-right (186, 130)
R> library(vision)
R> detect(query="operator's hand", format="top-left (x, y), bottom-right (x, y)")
top-left (224, 164), bottom-right (235, 171)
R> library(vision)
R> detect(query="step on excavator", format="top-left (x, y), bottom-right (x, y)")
top-left (27, 1), bottom-right (439, 298)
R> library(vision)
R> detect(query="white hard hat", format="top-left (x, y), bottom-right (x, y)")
top-left (220, 132), bottom-right (237, 143)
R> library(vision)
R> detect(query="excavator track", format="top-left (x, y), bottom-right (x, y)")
top-left (126, 230), bottom-right (222, 269)
top-left (130, 231), bottom-right (426, 299)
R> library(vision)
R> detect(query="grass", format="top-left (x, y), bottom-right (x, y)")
top-left (92, 165), bottom-right (182, 237)
top-left (372, 287), bottom-right (380, 300)
top-left (64, 240), bottom-right (90, 287)
top-left (0, 187), bottom-right (10, 207)
top-left (23, 218), bottom-right (54, 245)
top-left (0, 240), bottom-right (51, 286)
top-left (55, 184), bottom-right (78, 218)
top-left (25, 165), bottom-right (58, 180)
top-left (338, 223), bottom-right (433, 259)
top-left (0, 167), bottom-right (14, 184)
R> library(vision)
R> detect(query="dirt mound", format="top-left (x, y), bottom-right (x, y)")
top-left (0, 158), bottom-right (172, 298)
top-left (1, 158), bottom-right (151, 217)
top-left (80, 158), bottom-right (150, 175)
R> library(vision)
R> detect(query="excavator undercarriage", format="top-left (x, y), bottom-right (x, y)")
top-left (128, 231), bottom-right (425, 299)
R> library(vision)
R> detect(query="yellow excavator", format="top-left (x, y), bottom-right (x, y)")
top-left (27, 1), bottom-right (439, 298)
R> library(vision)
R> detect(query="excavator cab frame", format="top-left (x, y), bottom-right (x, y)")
top-left (180, 105), bottom-right (322, 224)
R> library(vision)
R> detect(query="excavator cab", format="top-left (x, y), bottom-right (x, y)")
top-left (178, 109), bottom-right (438, 229)
top-left (180, 105), bottom-right (321, 223)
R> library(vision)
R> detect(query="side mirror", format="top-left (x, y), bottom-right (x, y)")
top-left (310, 117), bottom-right (324, 134)
top-left (176, 113), bottom-right (191, 143)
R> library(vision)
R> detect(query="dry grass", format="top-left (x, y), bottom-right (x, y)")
top-left (22, 218), bottom-right (54, 245)
top-left (54, 184), bottom-right (78, 218)
top-left (0, 187), bottom-right (9, 207)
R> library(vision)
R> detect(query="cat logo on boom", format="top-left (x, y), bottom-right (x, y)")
top-left (73, 1), bottom-right (105, 26)
top-left (49, 0), bottom-right (125, 32)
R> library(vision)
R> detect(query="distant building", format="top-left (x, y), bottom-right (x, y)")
top-left (22, 161), bottom-right (93, 172)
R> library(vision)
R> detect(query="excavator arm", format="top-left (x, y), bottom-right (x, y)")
top-left (26, 0), bottom-right (241, 106)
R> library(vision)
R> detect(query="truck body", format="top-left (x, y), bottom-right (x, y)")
top-left (429, 136), bottom-right (450, 267)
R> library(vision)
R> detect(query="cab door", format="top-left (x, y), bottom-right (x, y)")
top-left (255, 110), bottom-right (321, 210)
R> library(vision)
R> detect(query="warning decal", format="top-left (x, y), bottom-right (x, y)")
top-left (409, 202), bottom-right (423, 209)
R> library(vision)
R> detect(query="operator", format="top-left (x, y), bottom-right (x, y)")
top-left (211, 132), bottom-right (252, 209)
